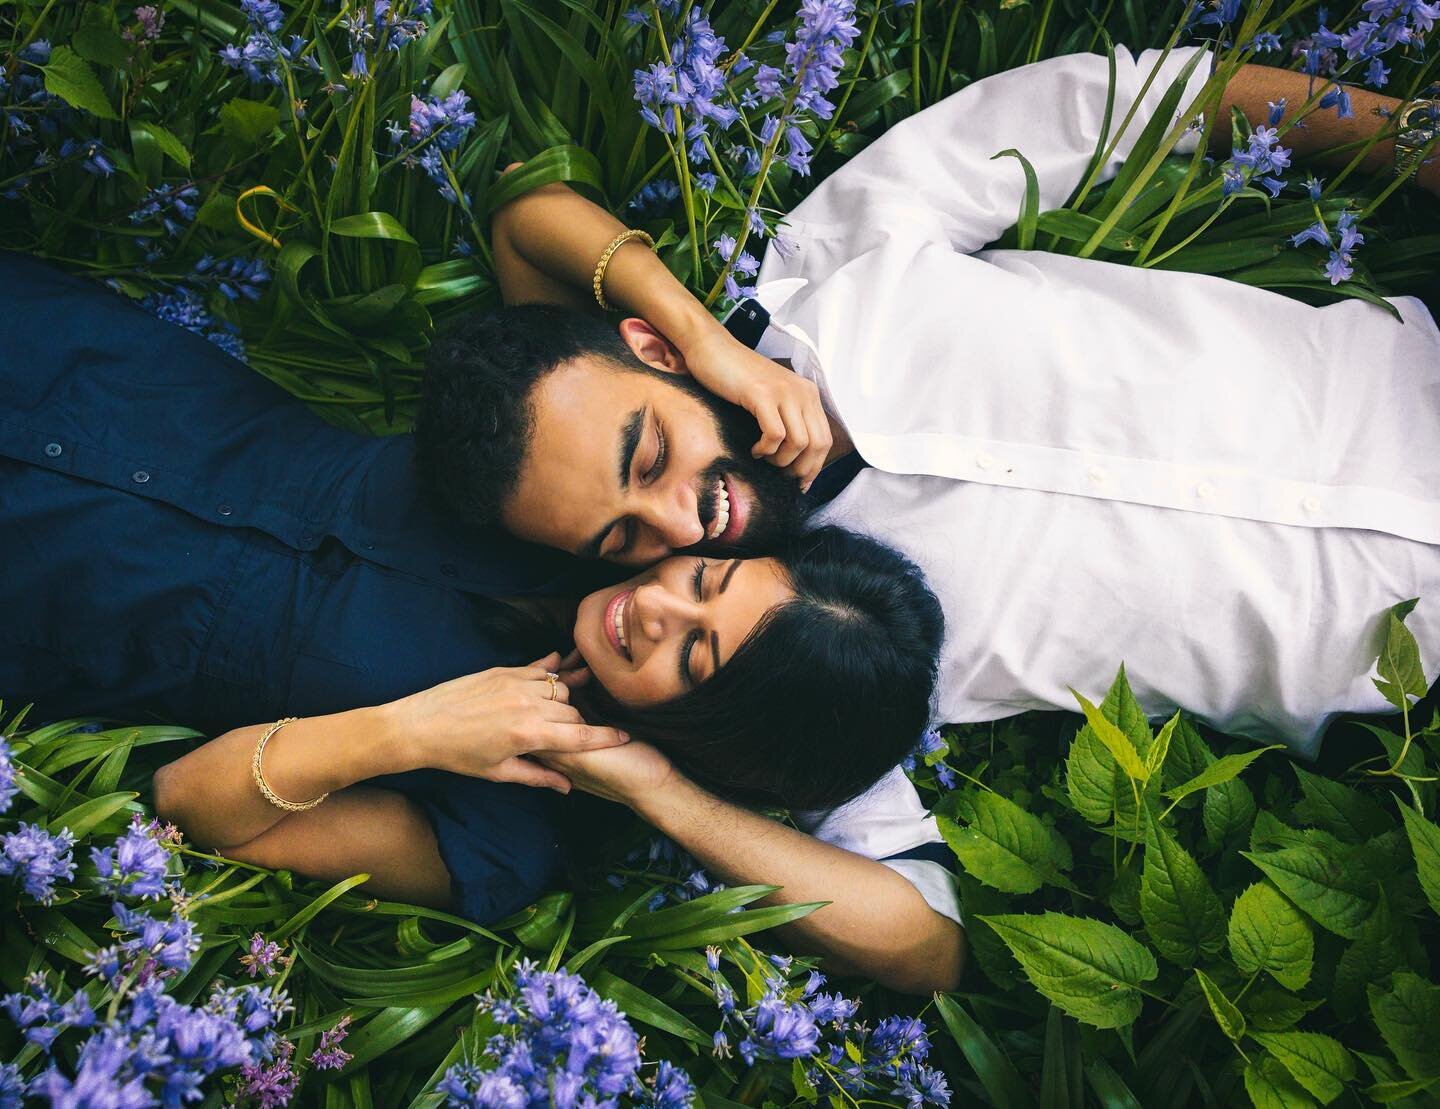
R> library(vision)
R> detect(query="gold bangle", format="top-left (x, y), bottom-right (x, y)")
top-left (592, 229), bottom-right (655, 311)
top-left (251, 718), bottom-right (329, 813)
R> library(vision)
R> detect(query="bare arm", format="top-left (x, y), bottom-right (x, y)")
top-left (1208, 62), bottom-right (1439, 194)
top-left (538, 742), bottom-right (966, 995)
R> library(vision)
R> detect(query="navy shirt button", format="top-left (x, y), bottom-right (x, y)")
top-left (44, 442), bottom-right (62, 458)
top-left (218, 504), bottom-right (233, 517)
top-left (301, 534), bottom-right (315, 544)
top-left (132, 470), bottom-right (150, 484)
top-left (441, 562), bottom-right (457, 576)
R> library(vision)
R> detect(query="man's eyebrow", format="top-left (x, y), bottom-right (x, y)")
top-left (717, 559), bottom-right (741, 594)
top-left (617, 406), bottom-right (646, 491)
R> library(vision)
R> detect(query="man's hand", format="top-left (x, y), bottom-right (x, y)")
top-left (534, 739), bottom-right (678, 808)
top-left (682, 327), bottom-right (832, 492)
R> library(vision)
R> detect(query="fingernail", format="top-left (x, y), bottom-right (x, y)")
top-left (620, 732), bottom-right (631, 742)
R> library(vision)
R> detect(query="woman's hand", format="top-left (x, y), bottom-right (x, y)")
top-left (382, 653), bottom-right (629, 792)
top-left (681, 327), bottom-right (832, 492)
top-left (534, 739), bottom-right (679, 808)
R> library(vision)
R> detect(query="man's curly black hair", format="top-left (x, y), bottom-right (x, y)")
top-left (415, 304), bottom-right (658, 533)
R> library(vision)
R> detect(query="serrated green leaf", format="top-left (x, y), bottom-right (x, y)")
top-left (73, 26), bottom-right (129, 68)
top-left (220, 98), bottom-right (281, 146)
top-left (131, 121), bottom-right (192, 171)
top-left (1245, 1055), bottom-right (1318, 1109)
top-left (1071, 688), bottom-right (1149, 782)
top-left (1204, 775), bottom-right (1256, 846)
top-left (937, 790), bottom-right (1071, 894)
top-left (1164, 745), bottom-right (1283, 804)
top-left (43, 46), bottom-right (117, 119)
top-left (1194, 968), bottom-right (1245, 1042)
top-left (1332, 888), bottom-right (1403, 1020)
top-left (1139, 803), bottom-right (1225, 967)
top-left (1244, 988), bottom-right (1323, 1032)
top-left (979, 912), bottom-right (1158, 1029)
top-left (1243, 844), bottom-right (1376, 938)
top-left (1397, 803), bottom-right (1440, 920)
top-left (1228, 882), bottom-right (1313, 991)
top-left (1251, 1031), bottom-right (1355, 1104)
top-left (1368, 972), bottom-right (1440, 1082)
top-left (1367, 1076), bottom-right (1440, 1102)
top-left (1291, 766), bottom-right (1392, 843)
top-left (1373, 599), bottom-right (1427, 709)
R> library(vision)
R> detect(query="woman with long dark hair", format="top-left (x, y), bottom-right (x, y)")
top-left (153, 524), bottom-right (943, 930)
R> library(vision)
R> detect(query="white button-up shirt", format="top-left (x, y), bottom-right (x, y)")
top-left (755, 44), bottom-right (1440, 755)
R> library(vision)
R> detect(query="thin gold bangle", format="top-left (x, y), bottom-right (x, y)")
top-left (251, 718), bottom-right (328, 812)
top-left (592, 229), bottom-right (655, 311)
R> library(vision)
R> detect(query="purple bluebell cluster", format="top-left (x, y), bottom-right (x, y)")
top-left (903, 727), bottom-right (957, 790)
top-left (436, 960), bottom-right (691, 1108)
top-left (140, 286), bottom-right (251, 362)
top-left (713, 233), bottom-right (760, 301)
top-left (0, 40), bottom-right (117, 199)
top-left (220, 0), bottom-right (324, 86)
top-left (310, 1015), bottom-right (353, 1070)
top-left (0, 738), bottom-right (16, 814)
top-left (393, 88), bottom-right (478, 204)
top-left (3, 968), bottom-right (292, 1104)
top-left (1220, 117), bottom-right (1293, 198)
top-left (606, 834), bottom-right (726, 911)
top-left (241, 932), bottom-right (288, 978)
top-left (0, 822), bottom-right (76, 903)
top-left (87, 902), bottom-right (200, 983)
top-left (1291, 202), bottom-right (1366, 283)
top-left (92, 815), bottom-right (172, 899)
top-left (194, 253), bottom-right (272, 302)
top-left (125, 4), bottom-right (166, 44)
top-left (628, 178), bottom-right (681, 216)
top-left (130, 182), bottom-right (201, 238)
top-left (705, 955), bottom-right (949, 1105)
top-left (237, 1036), bottom-right (300, 1107)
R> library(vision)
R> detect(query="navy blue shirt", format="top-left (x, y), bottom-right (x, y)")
top-left (0, 251), bottom-right (605, 922)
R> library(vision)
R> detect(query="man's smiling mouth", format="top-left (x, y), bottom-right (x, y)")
top-left (701, 473), bottom-right (748, 546)
top-left (706, 474), bottom-right (730, 540)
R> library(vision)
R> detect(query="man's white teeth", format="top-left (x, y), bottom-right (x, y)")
top-left (613, 595), bottom-right (628, 652)
top-left (708, 478), bottom-right (730, 540)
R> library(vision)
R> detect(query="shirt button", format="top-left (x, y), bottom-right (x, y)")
top-left (1196, 481), bottom-right (1216, 499)
top-left (1301, 495), bottom-right (1321, 513)
top-left (218, 504), bottom-right (233, 517)
top-left (300, 534), bottom-right (315, 544)
top-left (1088, 466), bottom-right (1107, 483)
top-left (44, 442), bottom-right (62, 458)
top-left (132, 470), bottom-right (150, 484)
top-left (976, 453), bottom-right (995, 470)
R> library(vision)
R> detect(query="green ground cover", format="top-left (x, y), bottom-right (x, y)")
top-left (4, 0), bottom-right (1440, 1104)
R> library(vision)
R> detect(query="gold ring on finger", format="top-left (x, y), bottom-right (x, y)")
top-left (545, 672), bottom-right (560, 701)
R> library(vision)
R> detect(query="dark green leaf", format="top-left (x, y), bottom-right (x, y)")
top-left (1251, 1031), bottom-right (1355, 1104)
top-left (938, 789), bottom-right (1072, 894)
top-left (1243, 844), bottom-right (1376, 938)
top-left (1139, 803), bottom-right (1225, 967)
top-left (1228, 881), bottom-right (1313, 991)
top-left (1397, 802), bottom-right (1440, 920)
top-left (1368, 972), bottom-right (1440, 1082)
top-left (43, 46), bottom-right (117, 119)
top-left (933, 993), bottom-right (1036, 1109)
top-left (1194, 968), bottom-right (1245, 1042)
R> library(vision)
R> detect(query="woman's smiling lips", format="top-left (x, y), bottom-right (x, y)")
top-left (604, 588), bottom-right (634, 660)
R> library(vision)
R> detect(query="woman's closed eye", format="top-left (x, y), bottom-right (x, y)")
top-left (678, 559), bottom-right (708, 688)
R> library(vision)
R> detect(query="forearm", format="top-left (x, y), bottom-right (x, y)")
top-left (1209, 63), bottom-right (1439, 194)
top-left (635, 777), bottom-right (965, 994)
top-left (491, 176), bottom-right (725, 353)
top-left (152, 704), bottom-right (415, 849)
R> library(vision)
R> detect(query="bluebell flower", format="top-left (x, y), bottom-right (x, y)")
top-left (1194, 0), bottom-right (1243, 27)
top-left (694, 171), bottom-right (717, 192)
top-left (0, 738), bottom-right (16, 815)
top-left (1319, 83), bottom-right (1354, 118)
top-left (309, 1015), bottom-right (353, 1070)
top-left (893, 1063), bottom-right (952, 1108)
top-left (627, 178), bottom-right (680, 216)
top-left (58, 138), bottom-right (116, 177)
top-left (870, 1015), bottom-right (931, 1063)
top-left (1305, 174), bottom-right (1324, 200)
top-left (1267, 98), bottom-right (1287, 125)
top-left (639, 1060), bottom-right (696, 1108)
top-left (0, 1062), bottom-right (22, 1108)
top-left (92, 819), bottom-right (171, 899)
top-left (935, 765), bottom-right (958, 790)
top-left (1246, 31), bottom-right (1283, 51)
top-left (194, 254), bottom-right (271, 302)
top-left (410, 90), bottom-right (477, 151)
top-left (751, 994), bottom-right (820, 1059)
top-left (114, 902), bottom-right (200, 975)
top-left (0, 823), bottom-right (76, 903)
top-left (130, 182), bottom-right (201, 238)
top-left (240, 0), bottom-right (284, 33)
top-left (1366, 56), bottom-right (1392, 86)
top-left (747, 207), bottom-right (768, 237)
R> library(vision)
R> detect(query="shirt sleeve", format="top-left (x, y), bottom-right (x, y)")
top-left (793, 767), bottom-right (962, 926)
top-left (758, 44), bottom-right (1215, 283)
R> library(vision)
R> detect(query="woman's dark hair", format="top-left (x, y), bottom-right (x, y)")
top-left (415, 303), bottom-right (644, 531)
top-left (575, 526), bottom-right (945, 812)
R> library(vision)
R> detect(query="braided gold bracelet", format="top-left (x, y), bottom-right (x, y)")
top-left (592, 229), bottom-right (655, 311)
top-left (251, 717), bottom-right (329, 812)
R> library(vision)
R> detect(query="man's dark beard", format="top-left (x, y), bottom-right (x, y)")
top-left (688, 387), bottom-right (804, 556)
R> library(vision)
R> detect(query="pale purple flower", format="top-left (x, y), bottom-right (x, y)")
top-left (0, 823), bottom-right (76, 903)
top-left (309, 1015), bottom-right (352, 1070)
top-left (91, 819), bottom-right (170, 899)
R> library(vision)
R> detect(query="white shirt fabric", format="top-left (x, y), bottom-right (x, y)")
top-left (754, 43), bottom-right (1440, 759)
top-left (799, 766), bottom-right (961, 925)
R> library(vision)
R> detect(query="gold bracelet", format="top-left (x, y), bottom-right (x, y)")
top-left (251, 718), bottom-right (329, 812)
top-left (592, 229), bottom-right (655, 311)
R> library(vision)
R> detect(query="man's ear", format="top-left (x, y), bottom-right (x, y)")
top-left (617, 317), bottom-right (692, 376)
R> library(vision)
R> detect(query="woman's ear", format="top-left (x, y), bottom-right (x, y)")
top-left (617, 317), bottom-right (692, 375)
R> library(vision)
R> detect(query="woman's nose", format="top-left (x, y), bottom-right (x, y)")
top-left (630, 581), bottom-right (699, 644)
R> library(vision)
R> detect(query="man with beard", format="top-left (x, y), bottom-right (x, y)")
top-left (1, 237), bottom-right (963, 990)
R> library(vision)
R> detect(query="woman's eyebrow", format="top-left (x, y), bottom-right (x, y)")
top-left (717, 558), bottom-right (741, 595)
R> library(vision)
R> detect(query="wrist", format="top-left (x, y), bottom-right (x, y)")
top-left (629, 766), bottom-right (704, 826)
top-left (355, 702), bottom-right (422, 775)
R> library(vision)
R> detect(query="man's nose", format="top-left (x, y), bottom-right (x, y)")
top-left (645, 484), bottom-right (704, 549)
